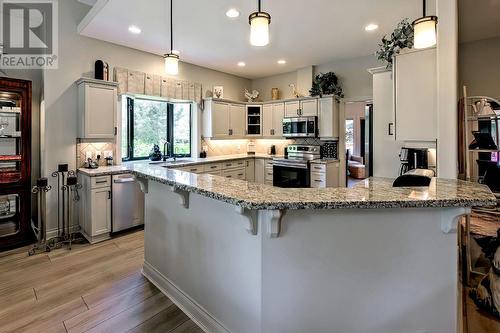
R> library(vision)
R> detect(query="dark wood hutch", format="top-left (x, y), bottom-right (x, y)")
top-left (0, 77), bottom-right (33, 250)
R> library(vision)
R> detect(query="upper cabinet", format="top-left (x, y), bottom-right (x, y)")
top-left (77, 78), bottom-right (118, 139)
top-left (285, 99), bottom-right (318, 117)
top-left (246, 105), bottom-right (262, 137)
top-left (203, 100), bottom-right (247, 139)
top-left (262, 102), bottom-right (284, 137)
top-left (393, 48), bottom-right (437, 142)
top-left (318, 97), bottom-right (340, 139)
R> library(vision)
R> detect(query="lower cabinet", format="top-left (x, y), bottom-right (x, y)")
top-left (78, 174), bottom-right (112, 244)
top-left (245, 159), bottom-right (255, 182)
top-left (309, 162), bottom-right (340, 188)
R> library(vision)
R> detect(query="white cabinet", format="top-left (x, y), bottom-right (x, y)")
top-left (394, 48), bottom-right (437, 141)
top-left (310, 162), bottom-right (340, 188)
top-left (301, 99), bottom-right (318, 117)
top-left (285, 99), bottom-right (318, 117)
top-left (318, 97), bottom-right (340, 139)
top-left (263, 103), bottom-right (284, 137)
top-left (255, 159), bottom-right (265, 184)
top-left (78, 174), bottom-right (112, 244)
top-left (77, 78), bottom-right (118, 139)
top-left (246, 159), bottom-right (255, 182)
top-left (285, 101), bottom-right (300, 117)
top-left (203, 100), bottom-right (247, 139)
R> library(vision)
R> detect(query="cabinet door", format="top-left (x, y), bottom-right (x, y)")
top-left (246, 159), bottom-right (255, 182)
top-left (301, 99), bottom-right (318, 117)
top-left (230, 104), bottom-right (246, 137)
top-left (285, 101), bottom-right (300, 117)
top-left (262, 104), bottom-right (273, 136)
top-left (212, 102), bottom-right (230, 138)
top-left (85, 84), bottom-right (116, 138)
top-left (394, 48), bottom-right (437, 141)
top-left (90, 187), bottom-right (111, 236)
top-left (254, 159), bottom-right (265, 184)
top-left (318, 97), bottom-right (339, 139)
top-left (272, 103), bottom-right (285, 137)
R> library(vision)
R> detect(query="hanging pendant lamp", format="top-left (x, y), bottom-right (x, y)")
top-left (164, 0), bottom-right (179, 75)
top-left (249, 0), bottom-right (271, 46)
top-left (412, 0), bottom-right (438, 49)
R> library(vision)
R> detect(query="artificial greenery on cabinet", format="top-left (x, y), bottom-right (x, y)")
top-left (376, 18), bottom-right (414, 69)
top-left (309, 72), bottom-right (344, 98)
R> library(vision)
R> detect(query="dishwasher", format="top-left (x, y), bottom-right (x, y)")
top-left (112, 174), bottom-right (144, 232)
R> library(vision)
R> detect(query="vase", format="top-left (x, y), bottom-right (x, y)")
top-left (271, 88), bottom-right (279, 100)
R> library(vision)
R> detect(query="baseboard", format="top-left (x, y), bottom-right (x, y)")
top-left (45, 225), bottom-right (81, 240)
top-left (142, 261), bottom-right (231, 333)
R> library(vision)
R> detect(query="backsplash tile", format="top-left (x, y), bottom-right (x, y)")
top-left (76, 141), bottom-right (115, 168)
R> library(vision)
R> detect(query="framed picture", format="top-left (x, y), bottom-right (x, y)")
top-left (213, 86), bottom-right (224, 99)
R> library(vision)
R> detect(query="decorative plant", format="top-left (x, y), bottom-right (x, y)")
top-left (309, 72), bottom-right (344, 98)
top-left (376, 19), bottom-right (414, 69)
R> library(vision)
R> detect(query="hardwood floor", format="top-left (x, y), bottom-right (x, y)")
top-left (1, 229), bottom-right (497, 332)
top-left (0, 231), bottom-right (203, 333)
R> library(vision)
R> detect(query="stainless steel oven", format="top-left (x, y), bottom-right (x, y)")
top-left (273, 145), bottom-right (321, 188)
top-left (282, 117), bottom-right (317, 138)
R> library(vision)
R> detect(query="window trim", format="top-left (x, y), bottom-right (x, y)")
top-left (122, 97), bottom-right (192, 161)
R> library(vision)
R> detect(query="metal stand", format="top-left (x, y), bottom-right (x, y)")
top-left (28, 178), bottom-right (52, 256)
top-left (49, 165), bottom-right (82, 250)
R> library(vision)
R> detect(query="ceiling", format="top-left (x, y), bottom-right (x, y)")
top-left (78, 0), bottom-right (435, 79)
top-left (459, 0), bottom-right (500, 43)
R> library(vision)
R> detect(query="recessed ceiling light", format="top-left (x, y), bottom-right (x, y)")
top-left (128, 25), bottom-right (142, 34)
top-left (364, 24), bottom-right (379, 31)
top-left (226, 8), bottom-right (240, 18)
top-left (237, 61), bottom-right (246, 67)
top-left (277, 59), bottom-right (286, 65)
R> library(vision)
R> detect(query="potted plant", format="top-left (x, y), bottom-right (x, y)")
top-left (376, 19), bottom-right (414, 69)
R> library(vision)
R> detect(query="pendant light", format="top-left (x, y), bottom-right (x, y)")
top-left (249, 0), bottom-right (271, 46)
top-left (164, 0), bottom-right (179, 75)
top-left (412, 0), bottom-right (438, 49)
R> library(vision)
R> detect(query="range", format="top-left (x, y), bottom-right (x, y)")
top-left (273, 144), bottom-right (320, 188)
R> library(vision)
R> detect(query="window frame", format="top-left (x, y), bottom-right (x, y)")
top-left (122, 97), bottom-right (192, 161)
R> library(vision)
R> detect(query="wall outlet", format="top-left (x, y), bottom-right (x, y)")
top-left (85, 151), bottom-right (93, 160)
top-left (95, 151), bottom-right (102, 159)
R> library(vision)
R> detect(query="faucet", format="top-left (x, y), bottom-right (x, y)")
top-left (163, 141), bottom-right (171, 161)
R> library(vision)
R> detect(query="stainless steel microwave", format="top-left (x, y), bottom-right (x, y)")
top-left (282, 117), bottom-right (317, 138)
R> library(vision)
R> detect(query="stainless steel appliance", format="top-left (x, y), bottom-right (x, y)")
top-left (282, 116), bottom-right (317, 138)
top-left (273, 145), bottom-right (321, 188)
top-left (112, 174), bottom-right (144, 232)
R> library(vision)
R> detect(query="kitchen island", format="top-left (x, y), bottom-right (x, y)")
top-left (129, 163), bottom-right (495, 333)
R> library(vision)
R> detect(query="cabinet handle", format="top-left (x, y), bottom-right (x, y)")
top-left (388, 123), bottom-right (394, 136)
top-left (114, 127), bottom-right (117, 135)
top-left (190, 168), bottom-right (198, 172)
top-left (95, 180), bottom-right (107, 184)
top-left (108, 191), bottom-right (111, 199)
top-left (315, 180), bottom-right (323, 183)
top-left (210, 166), bottom-right (217, 169)
top-left (238, 173), bottom-right (244, 176)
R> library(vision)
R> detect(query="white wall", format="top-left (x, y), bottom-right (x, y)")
top-left (251, 71), bottom-right (297, 101)
top-left (42, 0), bottom-right (251, 235)
top-left (459, 36), bottom-right (500, 97)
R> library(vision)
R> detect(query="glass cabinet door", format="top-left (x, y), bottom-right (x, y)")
top-left (0, 194), bottom-right (20, 237)
top-left (0, 92), bottom-right (23, 184)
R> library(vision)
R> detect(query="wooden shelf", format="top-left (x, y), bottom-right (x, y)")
top-left (467, 149), bottom-right (500, 153)
top-left (0, 155), bottom-right (21, 162)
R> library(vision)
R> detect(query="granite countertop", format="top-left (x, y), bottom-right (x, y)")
top-left (77, 154), bottom-right (279, 177)
top-left (129, 163), bottom-right (496, 210)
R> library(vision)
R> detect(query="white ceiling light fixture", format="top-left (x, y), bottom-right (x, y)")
top-left (249, 0), bottom-right (271, 46)
top-left (364, 23), bottom-right (378, 31)
top-left (128, 25), bottom-right (141, 34)
top-left (277, 59), bottom-right (286, 64)
top-left (226, 8), bottom-right (240, 18)
top-left (164, 0), bottom-right (179, 75)
top-left (412, 0), bottom-right (438, 49)
top-left (237, 61), bottom-right (246, 67)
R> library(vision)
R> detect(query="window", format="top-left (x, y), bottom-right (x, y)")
top-left (122, 97), bottom-right (192, 160)
top-left (345, 119), bottom-right (354, 154)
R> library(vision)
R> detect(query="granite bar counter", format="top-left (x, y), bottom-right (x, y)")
top-left (131, 163), bottom-right (494, 333)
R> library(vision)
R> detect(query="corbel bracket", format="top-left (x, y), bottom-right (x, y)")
top-left (136, 177), bottom-right (149, 194)
top-left (235, 206), bottom-right (257, 235)
top-left (267, 210), bottom-right (286, 238)
top-left (440, 207), bottom-right (471, 234)
top-left (170, 186), bottom-right (189, 208)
